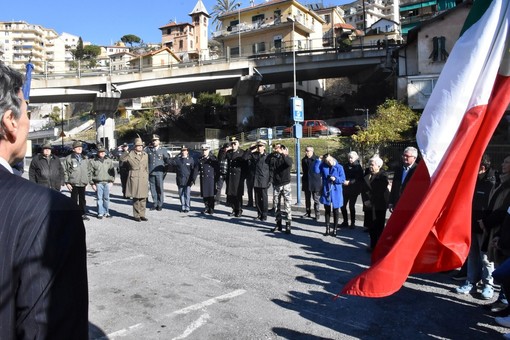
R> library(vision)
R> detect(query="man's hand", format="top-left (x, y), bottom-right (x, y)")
top-left (66, 183), bottom-right (73, 191)
top-left (388, 204), bottom-right (394, 213)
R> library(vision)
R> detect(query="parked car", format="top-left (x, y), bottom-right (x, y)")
top-left (246, 127), bottom-right (269, 141)
top-left (283, 120), bottom-right (340, 137)
top-left (272, 125), bottom-right (286, 139)
top-left (334, 120), bottom-right (361, 136)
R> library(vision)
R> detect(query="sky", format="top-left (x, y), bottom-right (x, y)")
top-left (2, 0), bottom-right (348, 46)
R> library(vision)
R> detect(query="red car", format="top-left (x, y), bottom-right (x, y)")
top-left (283, 120), bottom-right (340, 137)
top-left (334, 120), bottom-right (361, 136)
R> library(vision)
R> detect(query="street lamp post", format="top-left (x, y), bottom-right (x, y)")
top-left (288, 16), bottom-right (302, 205)
top-left (237, 4), bottom-right (242, 57)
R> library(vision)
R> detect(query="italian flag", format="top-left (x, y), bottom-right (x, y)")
top-left (342, 0), bottom-right (510, 297)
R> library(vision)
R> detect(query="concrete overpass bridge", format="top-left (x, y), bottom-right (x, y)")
top-left (30, 47), bottom-right (396, 124)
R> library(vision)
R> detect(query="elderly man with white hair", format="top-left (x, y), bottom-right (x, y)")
top-left (361, 155), bottom-right (390, 251)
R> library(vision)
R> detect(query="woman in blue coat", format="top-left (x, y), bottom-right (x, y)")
top-left (314, 154), bottom-right (346, 236)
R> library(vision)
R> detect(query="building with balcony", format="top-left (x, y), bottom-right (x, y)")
top-left (214, 0), bottom-right (325, 57)
top-left (308, 3), bottom-right (359, 48)
top-left (0, 21), bottom-right (47, 73)
top-left (159, 0), bottom-right (210, 62)
top-left (396, 1), bottom-right (470, 109)
top-left (342, 0), bottom-right (400, 35)
top-left (399, 0), bottom-right (462, 35)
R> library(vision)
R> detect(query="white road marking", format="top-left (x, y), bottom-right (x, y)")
top-left (101, 323), bottom-right (143, 339)
top-left (170, 289), bottom-right (247, 315)
top-left (172, 313), bottom-right (210, 340)
top-left (98, 289), bottom-right (246, 339)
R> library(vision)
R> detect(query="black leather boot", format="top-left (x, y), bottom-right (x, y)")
top-left (332, 208), bottom-right (339, 236)
top-left (273, 219), bottom-right (282, 232)
top-left (285, 221), bottom-right (291, 234)
top-left (324, 211), bottom-right (331, 236)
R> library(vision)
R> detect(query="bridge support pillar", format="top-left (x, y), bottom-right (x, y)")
top-left (236, 95), bottom-right (255, 126)
top-left (233, 71), bottom-right (262, 128)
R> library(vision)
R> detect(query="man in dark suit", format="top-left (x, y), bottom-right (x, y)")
top-left (0, 62), bottom-right (88, 338)
top-left (388, 146), bottom-right (418, 213)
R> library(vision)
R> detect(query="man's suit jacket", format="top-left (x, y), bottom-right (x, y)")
top-left (389, 162), bottom-right (417, 207)
top-left (0, 166), bottom-right (88, 339)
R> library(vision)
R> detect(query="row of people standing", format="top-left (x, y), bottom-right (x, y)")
top-left (300, 146), bottom-right (419, 249)
top-left (219, 137), bottom-right (294, 233)
top-left (29, 140), bottom-right (116, 220)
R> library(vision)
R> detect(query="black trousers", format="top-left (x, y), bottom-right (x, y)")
top-left (203, 196), bottom-right (215, 213)
top-left (254, 187), bottom-right (268, 218)
top-left (215, 176), bottom-right (225, 202)
top-left (246, 176), bottom-right (254, 206)
top-left (304, 189), bottom-right (320, 214)
top-left (341, 190), bottom-right (359, 224)
top-left (367, 208), bottom-right (386, 249)
top-left (71, 185), bottom-right (87, 215)
top-left (120, 170), bottom-right (128, 197)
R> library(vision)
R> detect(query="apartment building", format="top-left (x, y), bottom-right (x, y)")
top-left (342, 0), bottom-right (400, 34)
top-left (400, 0), bottom-right (462, 35)
top-left (159, 0), bottom-right (210, 62)
top-left (397, 2), bottom-right (470, 109)
top-left (214, 0), bottom-right (325, 57)
top-left (310, 3), bottom-right (358, 48)
top-left (0, 21), bottom-right (49, 73)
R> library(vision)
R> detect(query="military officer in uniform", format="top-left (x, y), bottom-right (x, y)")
top-left (221, 137), bottom-right (247, 217)
top-left (196, 144), bottom-right (219, 215)
top-left (120, 138), bottom-right (149, 221)
top-left (146, 134), bottom-right (170, 211)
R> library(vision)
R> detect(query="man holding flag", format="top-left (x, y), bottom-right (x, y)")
top-left (342, 0), bottom-right (510, 298)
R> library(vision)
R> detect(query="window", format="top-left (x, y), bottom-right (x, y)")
top-left (252, 42), bottom-right (265, 54)
top-left (252, 14), bottom-right (265, 23)
top-left (410, 78), bottom-right (437, 96)
top-left (179, 40), bottom-right (183, 49)
top-left (274, 38), bottom-right (282, 49)
top-left (429, 36), bottom-right (449, 61)
top-left (324, 14), bottom-right (331, 24)
top-left (231, 47), bottom-right (240, 56)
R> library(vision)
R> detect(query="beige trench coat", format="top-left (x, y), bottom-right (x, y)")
top-left (121, 150), bottom-right (149, 199)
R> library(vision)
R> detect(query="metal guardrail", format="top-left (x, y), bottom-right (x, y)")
top-left (28, 41), bottom-right (400, 81)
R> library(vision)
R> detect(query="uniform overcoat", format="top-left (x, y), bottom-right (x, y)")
top-left (121, 150), bottom-right (149, 199)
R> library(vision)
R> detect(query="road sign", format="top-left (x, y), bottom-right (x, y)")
top-left (290, 96), bottom-right (304, 122)
top-left (268, 128), bottom-right (273, 140)
top-left (100, 114), bottom-right (106, 126)
top-left (59, 131), bottom-right (66, 138)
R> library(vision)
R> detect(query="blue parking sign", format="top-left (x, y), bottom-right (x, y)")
top-left (290, 97), bottom-right (304, 122)
top-left (100, 114), bottom-right (106, 126)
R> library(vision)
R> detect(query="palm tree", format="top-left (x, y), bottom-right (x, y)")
top-left (210, 0), bottom-right (241, 31)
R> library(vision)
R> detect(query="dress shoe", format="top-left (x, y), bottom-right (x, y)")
top-left (260, 215), bottom-right (267, 221)
top-left (105, 214), bottom-right (112, 218)
top-left (492, 306), bottom-right (510, 317)
top-left (140, 217), bottom-right (148, 221)
top-left (150, 207), bottom-right (156, 211)
top-left (97, 215), bottom-right (103, 219)
top-left (82, 215), bottom-right (90, 221)
top-left (156, 206), bottom-right (162, 211)
top-left (134, 217), bottom-right (141, 222)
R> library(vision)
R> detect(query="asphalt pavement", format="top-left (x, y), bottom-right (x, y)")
top-left (20, 168), bottom-right (510, 339)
